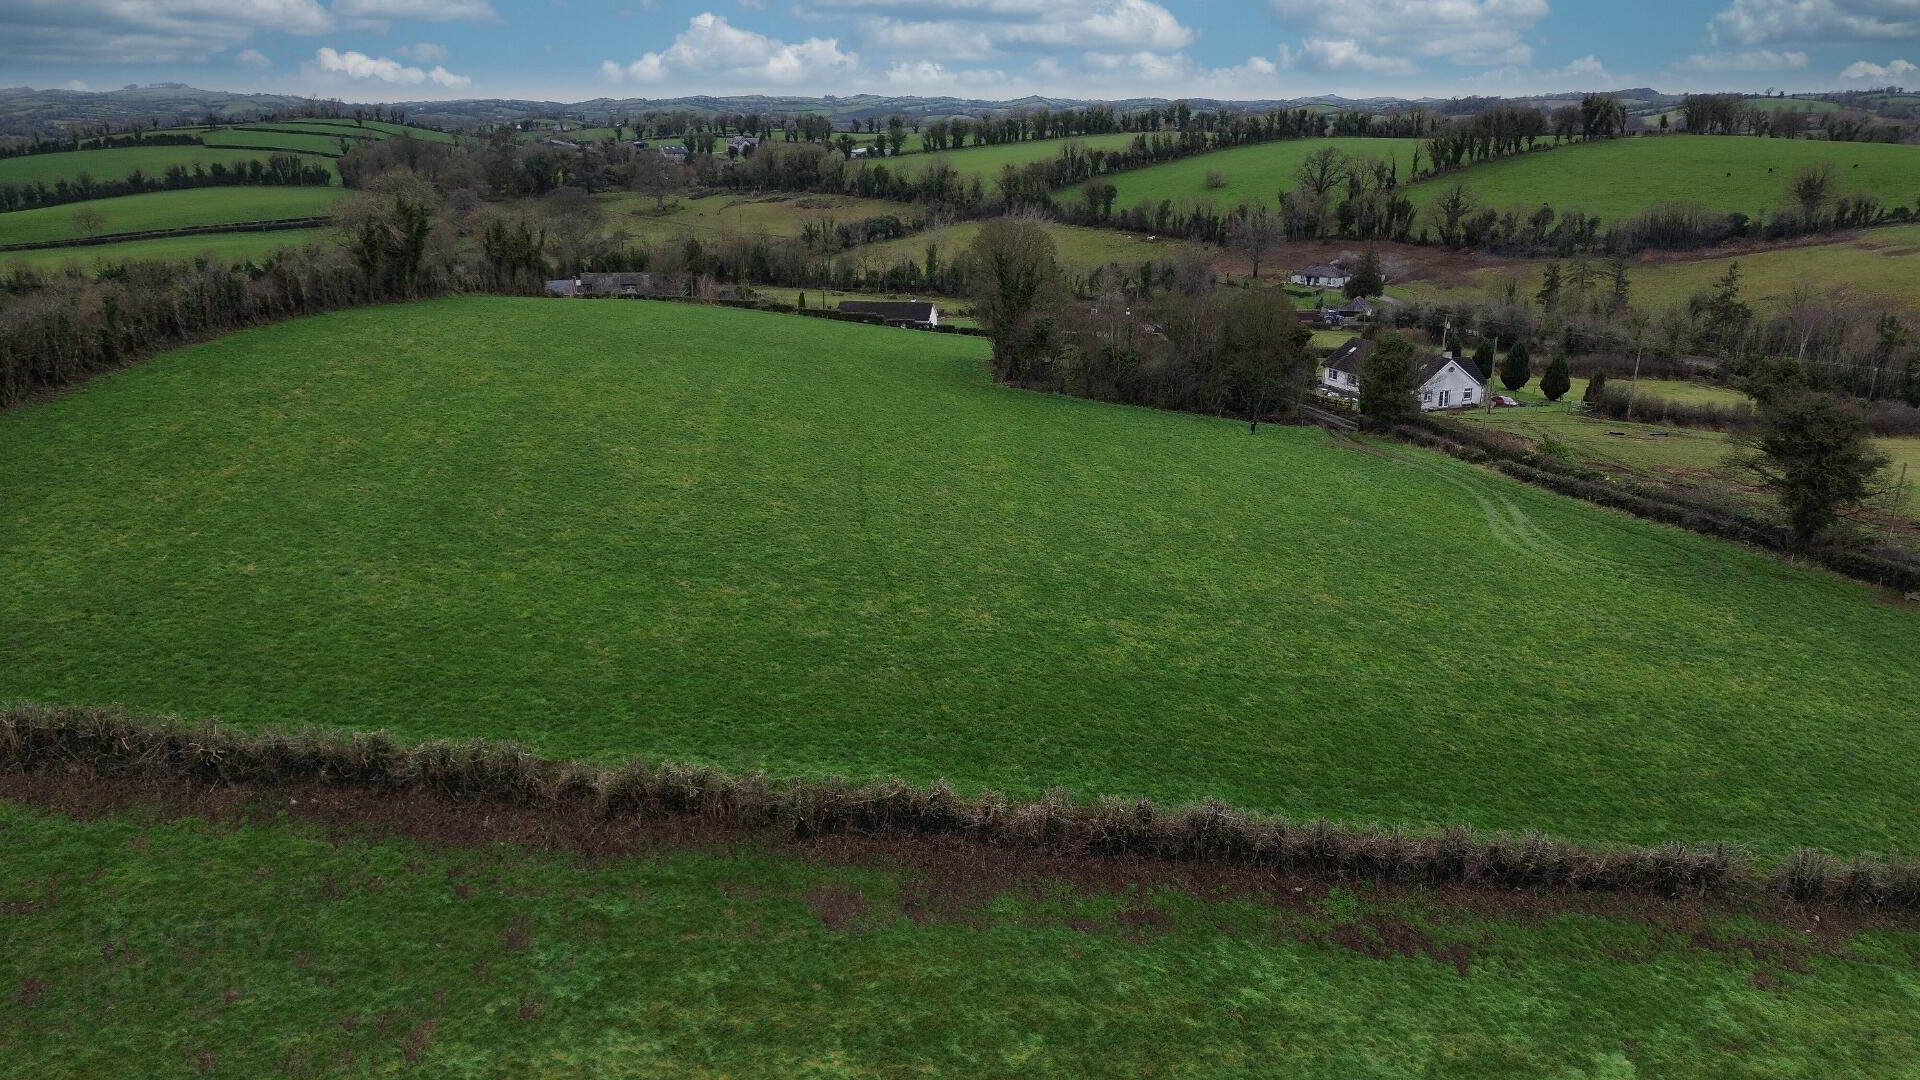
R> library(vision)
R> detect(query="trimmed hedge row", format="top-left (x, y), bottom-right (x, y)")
top-left (6, 705), bottom-right (1919, 911)
top-left (0, 216), bottom-right (330, 253)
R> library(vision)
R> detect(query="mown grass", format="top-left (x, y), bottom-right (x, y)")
top-left (0, 227), bottom-right (326, 271)
top-left (0, 187), bottom-right (344, 245)
top-left (853, 219), bottom-right (1200, 276)
top-left (6, 800), bottom-right (1918, 1078)
top-left (1404, 135), bottom-right (1920, 223)
top-left (1100, 137), bottom-right (1423, 212)
top-left (2, 298), bottom-right (1916, 854)
top-left (0, 145), bottom-right (336, 189)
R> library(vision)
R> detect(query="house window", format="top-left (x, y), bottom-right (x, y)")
top-left (1421, 389), bottom-right (1432, 402)
top-left (1438, 390), bottom-right (1451, 406)
top-left (1462, 387), bottom-right (1475, 402)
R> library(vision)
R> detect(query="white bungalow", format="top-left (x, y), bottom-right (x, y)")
top-left (1289, 263), bottom-right (1351, 289)
top-left (1319, 338), bottom-right (1487, 411)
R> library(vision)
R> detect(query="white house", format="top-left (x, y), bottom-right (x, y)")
top-left (1319, 338), bottom-right (1487, 411)
top-left (1289, 263), bottom-right (1351, 289)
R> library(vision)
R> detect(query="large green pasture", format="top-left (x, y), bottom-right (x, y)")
top-left (1100, 137), bottom-right (1422, 212)
top-left (1404, 135), bottom-right (1920, 223)
top-left (194, 127), bottom-right (358, 155)
top-left (906, 132), bottom-right (1143, 179)
top-left (3, 298), bottom-right (1917, 855)
top-left (1407, 224), bottom-right (1920, 311)
top-left (6, 800), bottom-right (1918, 1078)
top-left (0, 145), bottom-right (335, 189)
top-left (853, 219), bottom-right (1200, 276)
top-left (0, 186), bottom-right (344, 246)
top-left (592, 192), bottom-right (919, 244)
top-left (0, 227), bottom-right (326, 271)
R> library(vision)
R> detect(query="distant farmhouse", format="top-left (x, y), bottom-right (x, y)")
top-left (660, 145), bottom-right (691, 162)
top-left (1289, 263), bottom-right (1351, 289)
top-left (1320, 338), bottom-right (1486, 410)
top-left (838, 300), bottom-right (939, 327)
top-left (545, 273), bottom-right (655, 298)
top-left (726, 135), bottom-right (761, 152)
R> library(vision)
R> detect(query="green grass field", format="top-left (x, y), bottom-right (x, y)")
top-left (0, 187), bottom-right (345, 246)
top-left (7, 797), bottom-right (1919, 1078)
top-left (0, 145), bottom-right (336, 189)
top-left (1452, 399), bottom-right (1920, 521)
top-left (904, 133), bottom-right (1143, 179)
top-left (1406, 224), bottom-right (1920, 311)
top-left (1404, 135), bottom-right (1920, 223)
top-left (272, 118), bottom-right (459, 143)
top-left (0, 227), bottom-right (327, 271)
top-left (3, 298), bottom-right (1917, 857)
top-left (1100, 137), bottom-right (1423, 212)
top-left (592, 192), bottom-right (920, 244)
top-left (194, 128), bottom-right (358, 155)
top-left (853, 220), bottom-right (1200, 277)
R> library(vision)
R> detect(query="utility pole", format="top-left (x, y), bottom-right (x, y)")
top-left (1627, 345), bottom-right (1644, 421)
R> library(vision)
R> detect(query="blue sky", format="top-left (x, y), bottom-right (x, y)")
top-left (3, 0), bottom-right (1917, 102)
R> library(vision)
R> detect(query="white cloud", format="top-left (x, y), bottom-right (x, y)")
top-left (806, 0), bottom-right (1193, 54)
top-left (0, 0), bottom-right (332, 62)
top-left (1293, 38), bottom-right (1420, 74)
top-left (601, 12), bottom-right (857, 87)
top-left (394, 41), bottom-right (449, 63)
top-left (60, 78), bottom-right (89, 90)
top-left (1268, 0), bottom-right (1547, 68)
top-left (331, 0), bottom-right (496, 21)
top-left (1839, 56), bottom-right (1918, 79)
top-left (313, 45), bottom-right (471, 85)
top-left (881, 58), bottom-right (1011, 88)
top-left (1671, 48), bottom-right (1809, 71)
top-left (1463, 53), bottom-right (1615, 89)
top-left (1709, 0), bottom-right (1920, 46)
top-left (235, 46), bottom-right (272, 69)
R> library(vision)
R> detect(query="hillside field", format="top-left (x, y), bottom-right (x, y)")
top-left (3, 298), bottom-right (1917, 857)
top-left (0, 186), bottom-right (344, 246)
top-left (906, 132), bottom-right (1142, 179)
top-left (1404, 135), bottom-right (1920, 223)
top-left (0, 144), bottom-right (336, 189)
top-left (0, 227), bottom-right (326, 271)
top-left (7, 796), bottom-right (1919, 1078)
top-left (591, 192), bottom-right (919, 244)
top-left (854, 219), bottom-right (1200, 276)
top-left (1099, 137), bottom-right (1423, 212)
top-left (1403, 224), bottom-right (1920, 310)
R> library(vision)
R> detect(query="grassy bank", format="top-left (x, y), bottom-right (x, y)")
top-left (5, 794), bottom-right (1918, 1078)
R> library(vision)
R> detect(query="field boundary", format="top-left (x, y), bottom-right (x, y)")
top-left (0, 215), bottom-right (331, 252)
top-left (5, 704), bottom-right (1915, 912)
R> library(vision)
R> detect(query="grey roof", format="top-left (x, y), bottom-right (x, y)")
top-left (839, 300), bottom-right (937, 322)
top-left (1325, 339), bottom-right (1487, 385)
top-left (1296, 264), bottom-right (1347, 277)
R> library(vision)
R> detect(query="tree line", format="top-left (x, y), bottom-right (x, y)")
top-left (0, 153), bottom-right (334, 213)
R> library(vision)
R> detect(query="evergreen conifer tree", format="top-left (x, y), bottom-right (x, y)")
top-left (1500, 340), bottom-right (1532, 391)
top-left (1583, 367), bottom-right (1609, 404)
top-left (1359, 332), bottom-right (1419, 431)
top-left (1541, 351), bottom-right (1572, 401)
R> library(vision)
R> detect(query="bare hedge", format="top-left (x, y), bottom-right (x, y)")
top-left (6, 705), bottom-right (1919, 910)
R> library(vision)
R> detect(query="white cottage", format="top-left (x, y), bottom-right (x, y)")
top-left (1319, 338), bottom-right (1486, 411)
top-left (1289, 263), bottom-right (1351, 289)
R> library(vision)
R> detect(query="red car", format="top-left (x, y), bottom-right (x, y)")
top-left (1488, 395), bottom-right (1523, 407)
